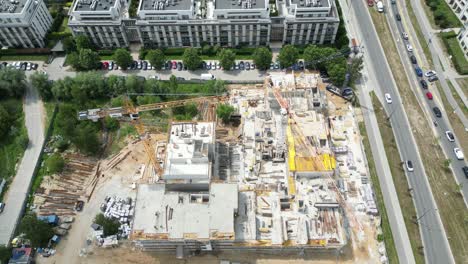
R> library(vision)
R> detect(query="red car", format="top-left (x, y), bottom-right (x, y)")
top-left (172, 61), bottom-right (177, 69)
top-left (102, 61), bottom-right (109, 70)
top-left (368, 0), bottom-right (374, 6)
top-left (426, 92), bottom-right (433, 100)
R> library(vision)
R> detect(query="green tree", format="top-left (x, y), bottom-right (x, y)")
top-left (30, 72), bottom-right (53, 100)
top-left (45, 153), bottom-right (65, 174)
top-left (218, 49), bottom-right (236, 70)
top-left (0, 105), bottom-right (11, 137)
top-left (168, 75), bottom-right (178, 93)
top-left (113, 48), bottom-right (133, 70)
top-left (327, 63), bottom-right (347, 87)
top-left (66, 51), bottom-right (80, 70)
top-left (303, 45), bottom-right (334, 70)
top-left (55, 104), bottom-right (78, 138)
top-left (147, 49), bottom-right (166, 70)
top-left (253, 47), bottom-right (273, 70)
top-left (348, 56), bottom-right (364, 85)
top-left (277, 45), bottom-right (299, 69)
top-left (104, 116), bottom-right (120, 131)
top-left (94, 213), bottom-right (120, 236)
top-left (63, 36), bottom-right (77, 53)
top-left (72, 123), bottom-right (100, 155)
top-left (138, 48), bottom-right (148, 60)
top-left (0, 245), bottom-right (12, 264)
top-left (75, 35), bottom-right (92, 50)
top-left (78, 48), bottom-right (100, 70)
top-left (182, 48), bottom-right (202, 70)
top-left (0, 67), bottom-right (26, 98)
top-left (216, 104), bottom-right (235, 124)
top-left (19, 213), bottom-right (54, 247)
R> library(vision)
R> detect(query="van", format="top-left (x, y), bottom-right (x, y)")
top-left (377, 1), bottom-right (384, 12)
top-left (201, 73), bottom-right (215, 80)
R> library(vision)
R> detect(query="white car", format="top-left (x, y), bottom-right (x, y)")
top-left (406, 44), bottom-right (413, 52)
top-left (445, 131), bottom-right (455, 142)
top-left (406, 160), bottom-right (414, 172)
top-left (26, 63), bottom-right (32, 71)
top-left (454, 148), bottom-right (464, 160)
top-left (424, 70), bottom-right (437, 77)
top-left (385, 93), bottom-right (392, 104)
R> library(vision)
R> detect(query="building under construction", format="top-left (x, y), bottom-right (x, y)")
top-left (131, 72), bottom-right (379, 257)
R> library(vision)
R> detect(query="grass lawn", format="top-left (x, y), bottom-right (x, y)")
top-left (370, 8), bottom-right (468, 263)
top-left (440, 31), bottom-right (468, 74)
top-left (0, 55), bottom-right (49, 62)
top-left (420, 0), bottom-right (462, 29)
top-left (455, 78), bottom-right (468, 98)
top-left (0, 99), bottom-right (28, 201)
top-left (59, 17), bottom-right (71, 33)
top-left (358, 121), bottom-right (399, 264)
top-left (446, 80), bottom-right (468, 116)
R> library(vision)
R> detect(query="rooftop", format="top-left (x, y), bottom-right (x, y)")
top-left (132, 183), bottom-right (238, 240)
top-left (0, 0), bottom-right (28, 14)
top-left (163, 122), bottom-right (214, 182)
top-left (140, 0), bottom-right (192, 11)
top-left (290, 0), bottom-right (330, 8)
top-left (74, 0), bottom-right (117, 12)
top-left (215, 0), bottom-right (266, 10)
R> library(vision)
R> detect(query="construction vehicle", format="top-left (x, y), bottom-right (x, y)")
top-left (11, 235), bottom-right (30, 248)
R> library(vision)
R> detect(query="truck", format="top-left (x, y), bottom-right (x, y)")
top-left (201, 73), bottom-right (215, 80)
top-left (351, 38), bottom-right (359, 54)
top-left (377, 1), bottom-right (384, 12)
top-left (38, 214), bottom-right (59, 226)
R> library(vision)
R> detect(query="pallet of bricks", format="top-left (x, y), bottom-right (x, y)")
top-left (101, 196), bottom-right (135, 239)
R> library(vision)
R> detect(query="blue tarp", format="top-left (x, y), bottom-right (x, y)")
top-left (37, 214), bottom-right (59, 225)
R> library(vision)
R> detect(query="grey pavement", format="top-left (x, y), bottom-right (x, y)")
top-left (0, 82), bottom-right (45, 246)
top-left (338, 0), bottom-right (415, 262)
top-left (347, 0), bottom-right (455, 263)
top-left (389, 0), bottom-right (468, 204)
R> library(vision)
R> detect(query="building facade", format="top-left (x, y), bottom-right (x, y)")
top-left (68, 0), bottom-right (340, 48)
top-left (0, 0), bottom-right (53, 48)
top-left (457, 25), bottom-right (468, 59)
top-left (446, 0), bottom-right (468, 23)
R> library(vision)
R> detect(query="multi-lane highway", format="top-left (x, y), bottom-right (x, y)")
top-left (347, 0), bottom-right (455, 263)
top-left (385, 0), bottom-right (468, 205)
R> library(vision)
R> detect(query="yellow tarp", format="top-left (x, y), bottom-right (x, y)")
top-left (286, 125), bottom-right (296, 171)
top-left (321, 154), bottom-right (336, 170)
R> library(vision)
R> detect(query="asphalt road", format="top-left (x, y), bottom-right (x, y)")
top-left (0, 82), bottom-right (45, 246)
top-left (390, 0), bottom-right (468, 203)
top-left (350, 1), bottom-right (454, 263)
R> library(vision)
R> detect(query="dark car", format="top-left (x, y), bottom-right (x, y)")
top-left (166, 61), bottom-right (171, 69)
top-left (0, 202), bottom-right (4, 214)
top-left (176, 77), bottom-right (185, 81)
top-left (433, 106), bottom-right (442, 118)
top-left (177, 62), bottom-right (183, 71)
top-left (201, 61), bottom-right (207, 69)
top-left (20, 62), bottom-right (27, 71)
top-left (131, 61), bottom-right (137, 70)
top-left (396, 14), bottom-right (401, 21)
top-left (420, 79), bottom-right (428, 89)
top-left (298, 61), bottom-right (304, 70)
top-left (183, 63), bottom-right (187, 70)
top-left (428, 75), bottom-right (439, 82)
top-left (245, 62), bottom-right (250, 70)
top-left (415, 67), bottom-right (423, 77)
top-left (410, 55), bottom-right (417, 64)
top-left (239, 61), bottom-right (245, 70)
top-left (463, 166), bottom-right (468, 178)
top-left (142, 61), bottom-right (148, 70)
top-left (75, 200), bottom-right (84, 212)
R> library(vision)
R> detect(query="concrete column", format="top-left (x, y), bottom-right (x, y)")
top-left (188, 25), bottom-right (194, 47)
top-left (319, 23), bottom-right (327, 44)
top-left (19, 28), bottom-right (34, 48)
top-left (298, 23), bottom-right (304, 44)
top-left (209, 25), bottom-right (214, 46)
top-left (201, 25), bottom-right (207, 42)
top-left (242, 24), bottom-right (246, 43)
top-left (110, 27), bottom-right (120, 47)
top-left (266, 24), bottom-right (271, 46)
top-left (0, 28), bottom-right (12, 47)
top-left (161, 26), bottom-right (168, 47)
top-left (176, 25), bottom-right (182, 46)
top-left (331, 22), bottom-right (339, 44)
top-left (305, 23), bottom-right (312, 43)
top-left (312, 23), bottom-right (320, 43)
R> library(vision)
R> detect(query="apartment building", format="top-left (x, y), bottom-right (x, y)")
top-left (0, 0), bottom-right (53, 48)
top-left (457, 25), bottom-right (468, 58)
top-left (68, 0), bottom-right (340, 48)
top-left (446, 0), bottom-right (467, 22)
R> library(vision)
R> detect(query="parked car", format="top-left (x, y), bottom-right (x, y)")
top-left (368, 0), bottom-right (374, 7)
top-left (26, 62), bottom-right (32, 71)
top-left (216, 63), bottom-right (221, 70)
top-left (109, 61), bottom-right (114, 70)
top-left (445, 131), bottom-right (455, 142)
top-left (410, 55), bottom-right (417, 64)
top-left (142, 61), bottom-right (148, 70)
top-left (274, 62), bottom-right (279, 69)
top-left (454, 148), bottom-right (464, 160)
top-left (176, 77), bottom-right (185, 81)
top-left (234, 63), bottom-right (239, 70)
top-left (426, 92), bottom-right (433, 100)
top-left (406, 160), bottom-right (414, 172)
top-left (402, 32), bottom-right (409, 40)
top-left (384, 93), bottom-right (392, 104)
top-left (20, 62), bottom-right (27, 71)
top-left (428, 75), bottom-right (439, 82)
top-left (433, 106), bottom-right (442, 118)
top-left (406, 44), bottom-right (413, 52)
top-left (420, 79), bottom-right (428, 89)
top-left (251, 63), bottom-right (256, 70)
top-left (239, 61), bottom-right (245, 70)
top-left (207, 62), bottom-right (212, 70)
top-left (298, 61), bottom-right (304, 70)
top-left (415, 67), bottom-right (423, 77)
top-left (462, 166), bottom-right (468, 178)
top-left (0, 202), bottom-right (4, 214)
top-left (75, 200), bottom-right (84, 212)
top-left (137, 60), bottom-right (142, 70)
top-left (201, 61), bottom-right (207, 69)
top-left (425, 70), bottom-right (436, 77)
top-left (32, 63), bottom-right (38, 70)
top-left (270, 63), bottom-right (275, 70)
top-left (245, 62), bottom-right (251, 70)
top-left (177, 62), bottom-right (183, 71)
top-left (396, 14), bottom-right (401, 21)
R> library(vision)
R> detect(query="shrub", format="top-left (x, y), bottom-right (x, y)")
top-left (441, 31), bottom-right (468, 74)
top-left (94, 213), bottom-right (120, 236)
top-left (45, 153), bottom-right (65, 174)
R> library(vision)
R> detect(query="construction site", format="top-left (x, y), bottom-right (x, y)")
top-left (34, 72), bottom-right (385, 264)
